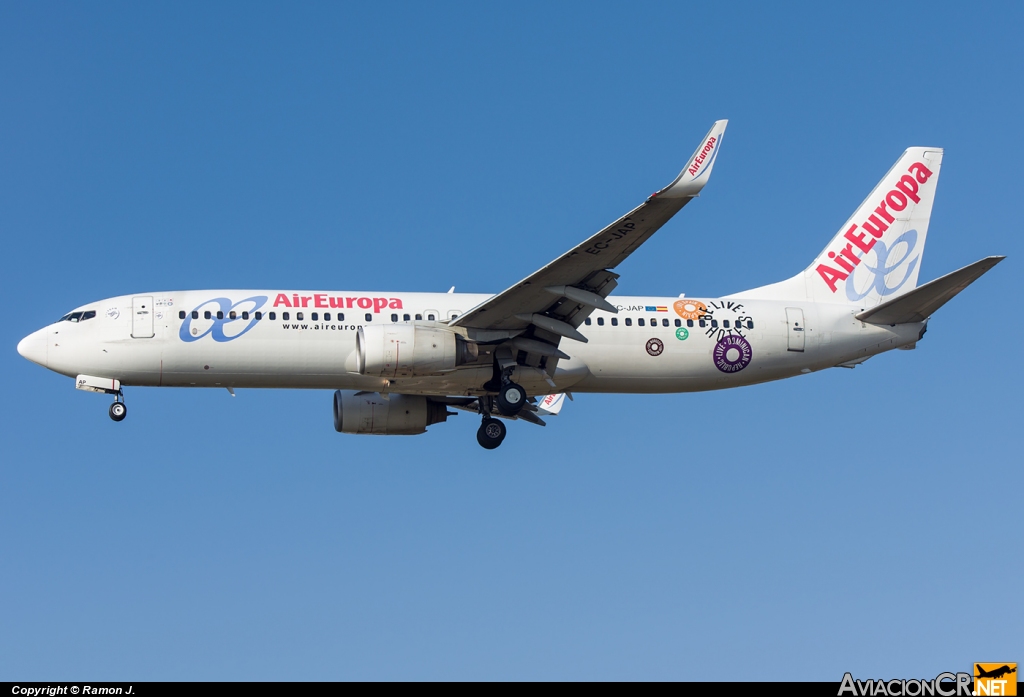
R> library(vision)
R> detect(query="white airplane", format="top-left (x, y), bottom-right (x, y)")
top-left (16, 121), bottom-right (1004, 449)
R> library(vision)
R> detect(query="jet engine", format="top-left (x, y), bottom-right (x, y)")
top-left (356, 323), bottom-right (478, 377)
top-left (333, 390), bottom-right (451, 435)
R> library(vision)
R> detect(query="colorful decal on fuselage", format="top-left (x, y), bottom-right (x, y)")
top-left (673, 299), bottom-right (707, 320)
top-left (713, 334), bottom-right (752, 373)
top-left (179, 296), bottom-right (268, 343)
top-left (701, 301), bottom-right (753, 343)
top-left (675, 327), bottom-right (689, 341)
top-left (646, 338), bottom-right (664, 356)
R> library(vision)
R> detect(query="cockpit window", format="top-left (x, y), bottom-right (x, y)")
top-left (58, 311), bottom-right (95, 323)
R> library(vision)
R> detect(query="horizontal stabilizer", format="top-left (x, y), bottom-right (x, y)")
top-left (856, 256), bottom-right (1004, 325)
top-left (535, 393), bottom-right (566, 416)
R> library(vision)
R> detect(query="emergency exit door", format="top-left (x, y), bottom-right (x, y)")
top-left (786, 307), bottom-right (805, 352)
top-left (132, 296), bottom-right (154, 338)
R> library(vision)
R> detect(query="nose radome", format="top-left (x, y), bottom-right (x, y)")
top-left (17, 330), bottom-right (47, 367)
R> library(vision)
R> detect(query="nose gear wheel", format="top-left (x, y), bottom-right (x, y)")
top-left (476, 417), bottom-right (506, 449)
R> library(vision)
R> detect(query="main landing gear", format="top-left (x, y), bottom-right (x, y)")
top-left (109, 391), bottom-right (127, 422)
top-left (495, 377), bottom-right (527, 417)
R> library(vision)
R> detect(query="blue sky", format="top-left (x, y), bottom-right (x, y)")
top-left (1, 2), bottom-right (1021, 680)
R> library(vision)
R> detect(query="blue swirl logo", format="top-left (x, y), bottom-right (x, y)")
top-left (845, 230), bottom-right (919, 302)
top-left (179, 296), bottom-right (268, 343)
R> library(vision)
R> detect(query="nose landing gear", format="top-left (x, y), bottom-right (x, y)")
top-left (108, 392), bottom-right (127, 422)
top-left (477, 417), bottom-right (506, 449)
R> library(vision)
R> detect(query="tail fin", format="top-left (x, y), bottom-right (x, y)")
top-left (734, 148), bottom-right (944, 307)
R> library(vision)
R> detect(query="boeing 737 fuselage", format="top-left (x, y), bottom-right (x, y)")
top-left (16, 122), bottom-right (1004, 448)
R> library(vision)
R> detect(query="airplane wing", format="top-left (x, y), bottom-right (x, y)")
top-left (450, 120), bottom-right (728, 365)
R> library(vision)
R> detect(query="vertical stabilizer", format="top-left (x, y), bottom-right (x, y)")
top-left (733, 148), bottom-right (943, 307)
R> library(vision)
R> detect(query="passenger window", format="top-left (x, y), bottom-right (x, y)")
top-left (365, 313), bottom-right (372, 322)
top-left (205, 311), bottom-right (212, 320)
top-left (651, 317), bottom-right (657, 326)
top-left (597, 317), bottom-right (604, 326)
top-left (674, 319), bottom-right (681, 327)
top-left (391, 313), bottom-right (398, 322)
top-left (625, 318), bottom-right (632, 326)
top-left (283, 312), bottom-right (290, 321)
top-left (699, 319), bottom-right (706, 328)
top-left (711, 320), bottom-right (718, 328)
top-left (298, 312), bottom-right (305, 321)
top-left (338, 313), bottom-right (344, 321)
top-left (427, 313), bottom-right (435, 320)
top-left (723, 320), bottom-right (730, 328)
top-left (662, 318), bottom-right (669, 327)
top-left (192, 311), bottom-right (199, 320)
top-left (255, 312), bottom-right (262, 320)
top-left (415, 314), bottom-right (422, 320)
top-left (403, 314), bottom-right (410, 321)
top-left (179, 311), bottom-right (186, 319)
top-left (217, 311), bottom-right (224, 320)
top-left (611, 318), bottom-right (618, 326)
top-left (311, 313), bottom-right (318, 321)
top-left (584, 318), bottom-right (591, 325)
top-left (687, 319), bottom-right (694, 328)
top-left (638, 318), bottom-right (645, 326)
top-left (324, 313), bottom-right (330, 321)
top-left (269, 312), bottom-right (276, 320)
top-left (229, 311), bottom-right (237, 320)
top-left (747, 320), bottom-right (754, 329)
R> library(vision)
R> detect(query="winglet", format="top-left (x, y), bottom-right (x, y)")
top-left (656, 119), bottom-right (728, 199)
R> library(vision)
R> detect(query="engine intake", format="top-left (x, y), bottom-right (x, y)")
top-left (356, 323), bottom-right (478, 377)
top-left (333, 390), bottom-right (451, 435)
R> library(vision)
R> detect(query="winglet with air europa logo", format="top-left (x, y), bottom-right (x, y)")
top-left (655, 119), bottom-right (728, 199)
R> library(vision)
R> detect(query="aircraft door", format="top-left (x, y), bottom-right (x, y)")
top-left (786, 307), bottom-right (805, 352)
top-left (132, 296), bottom-right (155, 338)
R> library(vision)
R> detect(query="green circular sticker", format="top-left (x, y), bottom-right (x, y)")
top-left (675, 327), bottom-right (689, 341)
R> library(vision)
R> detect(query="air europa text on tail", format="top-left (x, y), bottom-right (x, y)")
top-left (816, 161), bottom-right (934, 293)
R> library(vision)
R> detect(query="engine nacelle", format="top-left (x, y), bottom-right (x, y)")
top-left (356, 323), bottom-right (478, 377)
top-left (333, 390), bottom-right (450, 435)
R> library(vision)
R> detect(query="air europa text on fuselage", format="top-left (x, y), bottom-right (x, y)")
top-left (273, 294), bottom-right (403, 312)
top-left (687, 136), bottom-right (717, 176)
top-left (816, 161), bottom-right (934, 293)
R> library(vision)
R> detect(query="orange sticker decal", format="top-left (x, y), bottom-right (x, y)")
top-left (673, 299), bottom-right (707, 320)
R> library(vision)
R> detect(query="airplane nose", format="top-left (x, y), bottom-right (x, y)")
top-left (17, 329), bottom-right (47, 367)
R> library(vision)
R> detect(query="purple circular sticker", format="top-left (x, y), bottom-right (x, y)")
top-left (646, 338), bottom-right (664, 356)
top-left (713, 334), bottom-right (752, 373)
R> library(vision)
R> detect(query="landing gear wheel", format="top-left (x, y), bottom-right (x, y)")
top-left (477, 418), bottom-right (506, 450)
top-left (496, 382), bottom-right (526, 416)
top-left (109, 401), bottom-right (127, 422)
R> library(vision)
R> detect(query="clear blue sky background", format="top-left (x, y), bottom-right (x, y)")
top-left (2, 2), bottom-right (1021, 681)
